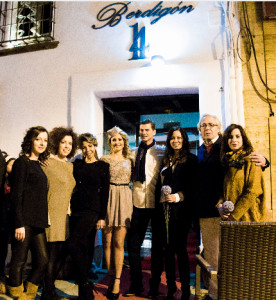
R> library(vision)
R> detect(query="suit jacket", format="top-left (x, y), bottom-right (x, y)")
top-left (130, 144), bottom-right (164, 209)
top-left (197, 136), bottom-right (225, 218)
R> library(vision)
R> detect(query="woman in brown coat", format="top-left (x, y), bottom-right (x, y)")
top-left (218, 124), bottom-right (266, 222)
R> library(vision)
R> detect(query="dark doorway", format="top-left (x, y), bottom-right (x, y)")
top-left (102, 94), bottom-right (199, 154)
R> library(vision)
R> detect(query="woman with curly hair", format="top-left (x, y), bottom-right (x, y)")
top-left (218, 124), bottom-right (266, 222)
top-left (41, 127), bottom-right (78, 300)
top-left (7, 126), bottom-right (50, 300)
top-left (100, 126), bottom-right (133, 300)
top-left (155, 126), bottom-right (198, 300)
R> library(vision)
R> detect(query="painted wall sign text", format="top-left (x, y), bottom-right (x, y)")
top-left (92, 1), bottom-right (195, 30)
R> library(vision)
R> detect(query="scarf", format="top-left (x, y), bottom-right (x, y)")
top-left (225, 149), bottom-right (246, 169)
top-left (133, 140), bottom-right (155, 183)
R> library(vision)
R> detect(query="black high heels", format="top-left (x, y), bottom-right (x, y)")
top-left (107, 278), bottom-right (120, 300)
top-left (108, 292), bottom-right (119, 300)
top-left (106, 275), bottom-right (114, 298)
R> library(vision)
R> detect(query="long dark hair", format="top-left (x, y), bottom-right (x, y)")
top-left (49, 127), bottom-right (78, 159)
top-left (220, 124), bottom-right (253, 165)
top-left (164, 127), bottom-right (190, 166)
top-left (20, 126), bottom-right (50, 162)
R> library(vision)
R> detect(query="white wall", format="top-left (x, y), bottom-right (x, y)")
top-left (0, 1), bottom-right (229, 157)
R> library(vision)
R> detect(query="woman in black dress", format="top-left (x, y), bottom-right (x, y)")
top-left (7, 126), bottom-right (50, 300)
top-left (156, 127), bottom-right (198, 300)
top-left (69, 133), bottom-right (110, 300)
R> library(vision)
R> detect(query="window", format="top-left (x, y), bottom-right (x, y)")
top-left (0, 1), bottom-right (58, 56)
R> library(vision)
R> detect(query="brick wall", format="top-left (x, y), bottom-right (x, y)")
top-left (239, 2), bottom-right (276, 220)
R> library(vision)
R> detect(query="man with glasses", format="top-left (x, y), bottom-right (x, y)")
top-left (197, 114), bottom-right (268, 299)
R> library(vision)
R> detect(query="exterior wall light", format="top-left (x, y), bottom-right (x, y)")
top-left (151, 55), bottom-right (165, 67)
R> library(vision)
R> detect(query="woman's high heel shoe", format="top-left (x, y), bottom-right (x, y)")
top-left (108, 292), bottom-right (119, 300)
top-left (107, 278), bottom-right (120, 300)
top-left (106, 275), bottom-right (114, 298)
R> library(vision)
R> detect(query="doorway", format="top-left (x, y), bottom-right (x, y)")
top-left (102, 93), bottom-right (199, 155)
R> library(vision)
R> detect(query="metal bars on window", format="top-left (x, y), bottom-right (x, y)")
top-left (0, 1), bottom-right (55, 49)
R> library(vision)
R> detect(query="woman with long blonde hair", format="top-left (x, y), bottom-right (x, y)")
top-left (101, 126), bottom-right (133, 300)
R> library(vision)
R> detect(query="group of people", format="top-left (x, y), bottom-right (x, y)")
top-left (0, 115), bottom-right (268, 300)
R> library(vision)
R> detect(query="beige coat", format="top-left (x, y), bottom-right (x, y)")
top-left (223, 157), bottom-right (266, 222)
top-left (130, 144), bottom-right (164, 208)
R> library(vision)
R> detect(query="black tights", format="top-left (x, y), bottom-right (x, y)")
top-left (9, 226), bottom-right (48, 287)
top-left (68, 211), bottom-right (99, 285)
top-left (0, 229), bottom-right (10, 277)
top-left (45, 241), bottom-right (66, 286)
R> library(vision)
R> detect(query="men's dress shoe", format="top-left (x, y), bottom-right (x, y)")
top-left (78, 281), bottom-right (95, 300)
top-left (166, 286), bottom-right (177, 300)
top-left (181, 287), bottom-right (191, 300)
top-left (147, 288), bottom-right (159, 299)
top-left (181, 291), bottom-right (191, 300)
top-left (87, 270), bottom-right (98, 280)
top-left (123, 286), bottom-right (144, 297)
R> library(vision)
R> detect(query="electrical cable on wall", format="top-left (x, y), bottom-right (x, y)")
top-left (239, 2), bottom-right (275, 115)
top-left (238, 2), bottom-right (274, 210)
top-left (242, 2), bottom-right (276, 97)
top-left (219, 1), bottom-right (246, 126)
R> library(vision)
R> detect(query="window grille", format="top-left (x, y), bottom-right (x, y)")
top-left (0, 1), bottom-right (57, 54)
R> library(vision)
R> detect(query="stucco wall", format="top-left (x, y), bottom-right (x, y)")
top-left (1, 1), bottom-right (229, 157)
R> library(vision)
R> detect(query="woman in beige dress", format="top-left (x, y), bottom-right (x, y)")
top-left (42, 127), bottom-right (78, 300)
top-left (100, 126), bottom-right (133, 300)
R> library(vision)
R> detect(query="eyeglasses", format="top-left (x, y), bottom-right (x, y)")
top-left (200, 123), bottom-right (218, 128)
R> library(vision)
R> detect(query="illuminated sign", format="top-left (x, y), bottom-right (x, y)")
top-left (92, 1), bottom-right (195, 29)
